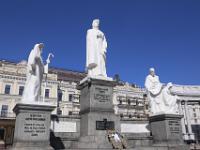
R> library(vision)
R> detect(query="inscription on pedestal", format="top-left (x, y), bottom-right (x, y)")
top-left (96, 119), bottom-right (114, 130)
top-left (23, 113), bottom-right (47, 137)
top-left (168, 120), bottom-right (180, 135)
top-left (94, 87), bottom-right (111, 102)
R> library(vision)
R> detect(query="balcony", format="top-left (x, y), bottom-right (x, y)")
top-left (0, 111), bottom-right (15, 119)
top-left (69, 94), bottom-right (80, 104)
top-left (117, 96), bottom-right (145, 107)
top-left (118, 103), bottom-right (144, 110)
top-left (120, 113), bottom-right (148, 121)
top-left (68, 111), bottom-right (80, 118)
top-left (117, 96), bottom-right (126, 103)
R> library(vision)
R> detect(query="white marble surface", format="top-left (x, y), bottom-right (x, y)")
top-left (145, 68), bottom-right (178, 114)
top-left (22, 43), bottom-right (44, 103)
top-left (80, 75), bottom-right (113, 85)
top-left (51, 121), bottom-right (77, 133)
top-left (171, 84), bottom-right (200, 96)
top-left (21, 43), bottom-right (53, 103)
top-left (18, 101), bottom-right (56, 107)
top-left (86, 19), bottom-right (107, 77)
top-left (121, 123), bottom-right (150, 133)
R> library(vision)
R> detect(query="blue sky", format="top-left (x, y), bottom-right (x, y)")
top-left (0, 0), bottom-right (200, 86)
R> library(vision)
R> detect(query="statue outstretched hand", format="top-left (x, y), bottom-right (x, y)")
top-left (46, 53), bottom-right (54, 64)
top-left (44, 53), bottom-right (54, 74)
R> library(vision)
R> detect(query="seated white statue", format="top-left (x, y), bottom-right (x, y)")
top-left (144, 68), bottom-right (178, 115)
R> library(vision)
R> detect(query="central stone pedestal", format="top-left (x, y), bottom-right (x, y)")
top-left (149, 114), bottom-right (189, 150)
top-left (73, 77), bottom-right (120, 149)
top-left (11, 103), bottom-right (55, 150)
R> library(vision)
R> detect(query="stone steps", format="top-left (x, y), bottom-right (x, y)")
top-left (66, 147), bottom-right (167, 150)
top-left (68, 145), bottom-right (189, 150)
top-left (70, 135), bottom-right (172, 150)
top-left (66, 147), bottom-right (179, 150)
top-left (71, 135), bottom-right (113, 149)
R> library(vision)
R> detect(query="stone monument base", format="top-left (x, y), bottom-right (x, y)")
top-left (11, 103), bottom-right (55, 150)
top-left (149, 114), bottom-right (189, 150)
top-left (73, 77), bottom-right (120, 149)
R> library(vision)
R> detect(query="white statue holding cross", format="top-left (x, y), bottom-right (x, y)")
top-left (22, 43), bottom-right (54, 103)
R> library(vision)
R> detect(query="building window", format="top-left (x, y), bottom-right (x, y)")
top-left (57, 108), bottom-right (62, 115)
top-left (119, 100), bottom-right (122, 105)
top-left (120, 114), bottom-right (123, 118)
top-left (45, 89), bottom-right (50, 98)
top-left (127, 99), bottom-right (131, 105)
top-left (133, 100), bottom-right (137, 106)
top-left (19, 86), bottom-right (24, 96)
top-left (1, 105), bottom-right (8, 117)
top-left (69, 94), bottom-right (73, 102)
top-left (58, 90), bottom-right (62, 102)
top-left (0, 128), bottom-right (5, 140)
top-left (194, 113), bottom-right (197, 117)
top-left (4, 85), bottom-right (11, 94)
top-left (78, 95), bottom-right (81, 102)
top-left (69, 111), bottom-right (72, 115)
top-left (185, 125), bottom-right (188, 133)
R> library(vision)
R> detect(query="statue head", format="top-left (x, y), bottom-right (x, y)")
top-left (34, 43), bottom-right (44, 57)
top-left (38, 43), bottom-right (44, 50)
top-left (92, 19), bottom-right (100, 29)
top-left (38, 43), bottom-right (44, 53)
top-left (149, 67), bottom-right (155, 77)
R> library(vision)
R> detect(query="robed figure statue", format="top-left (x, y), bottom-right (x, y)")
top-left (145, 68), bottom-right (178, 115)
top-left (22, 43), bottom-right (53, 103)
top-left (86, 19), bottom-right (107, 77)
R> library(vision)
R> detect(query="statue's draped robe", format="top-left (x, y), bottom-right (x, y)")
top-left (145, 75), bottom-right (178, 114)
top-left (145, 75), bottom-right (164, 114)
top-left (22, 44), bottom-right (44, 103)
top-left (162, 84), bottom-right (178, 114)
top-left (86, 28), bottom-right (107, 77)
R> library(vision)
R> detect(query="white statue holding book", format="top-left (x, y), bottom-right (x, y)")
top-left (145, 68), bottom-right (178, 115)
top-left (86, 19), bottom-right (107, 77)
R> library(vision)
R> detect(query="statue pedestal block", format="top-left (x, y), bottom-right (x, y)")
top-left (149, 114), bottom-right (189, 150)
top-left (11, 103), bottom-right (55, 150)
top-left (72, 77), bottom-right (120, 149)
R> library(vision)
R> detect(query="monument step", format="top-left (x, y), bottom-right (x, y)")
top-left (68, 144), bottom-right (189, 150)
top-left (67, 147), bottom-right (180, 150)
top-left (67, 148), bottom-right (167, 150)
top-left (72, 141), bottom-right (113, 149)
top-left (72, 135), bottom-right (113, 149)
top-left (79, 135), bottom-right (109, 142)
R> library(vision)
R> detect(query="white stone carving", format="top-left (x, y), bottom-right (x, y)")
top-left (86, 19), bottom-right (107, 78)
top-left (144, 68), bottom-right (178, 115)
top-left (22, 43), bottom-right (53, 103)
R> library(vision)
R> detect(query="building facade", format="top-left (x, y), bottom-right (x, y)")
top-left (171, 85), bottom-right (200, 145)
